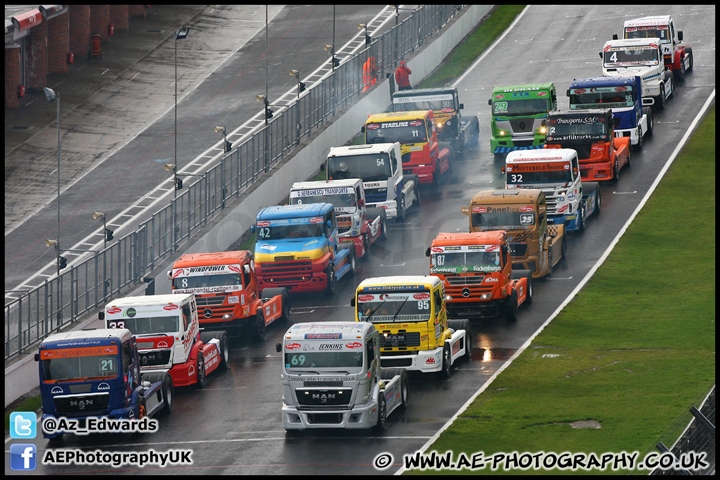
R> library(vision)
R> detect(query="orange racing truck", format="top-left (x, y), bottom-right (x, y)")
top-left (462, 189), bottom-right (566, 280)
top-left (426, 231), bottom-right (532, 323)
top-left (169, 251), bottom-right (290, 342)
top-left (362, 110), bottom-right (452, 185)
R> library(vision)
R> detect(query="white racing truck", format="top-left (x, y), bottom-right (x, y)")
top-left (324, 143), bottom-right (420, 222)
top-left (600, 37), bottom-right (673, 111)
top-left (289, 178), bottom-right (387, 259)
top-left (276, 322), bottom-right (409, 433)
top-left (503, 149), bottom-right (600, 232)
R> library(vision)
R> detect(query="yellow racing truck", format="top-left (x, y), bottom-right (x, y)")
top-left (351, 275), bottom-right (471, 378)
top-left (462, 189), bottom-right (566, 279)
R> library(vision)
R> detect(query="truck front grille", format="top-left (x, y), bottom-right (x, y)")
top-left (509, 118), bottom-right (535, 133)
top-left (446, 275), bottom-right (486, 286)
top-left (139, 350), bottom-right (171, 367)
top-left (295, 388), bottom-right (352, 406)
top-left (195, 295), bottom-right (226, 306)
top-left (53, 393), bottom-right (110, 415)
top-left (260, 261), bottom-right (313, 282)
top-left (378, 331), bottom-right (421, 348)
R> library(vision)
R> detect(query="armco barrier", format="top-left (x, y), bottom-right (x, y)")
top-left (5, 4), bottom-right (493, 407)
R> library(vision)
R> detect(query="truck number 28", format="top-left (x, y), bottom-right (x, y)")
top-left (108, 320), bottom-right (126, 329)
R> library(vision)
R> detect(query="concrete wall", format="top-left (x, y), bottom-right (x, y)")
top-left (5, 4), bottom-right (494, 408)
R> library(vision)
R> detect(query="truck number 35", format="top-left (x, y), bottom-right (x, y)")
top-left (108, 320), bottom-right (125, 329)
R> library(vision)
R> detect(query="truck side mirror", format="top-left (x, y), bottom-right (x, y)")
top-left (612, 34), bottom-right (618, 40)
top-left (598, 52), bottom-right (602, 58)
top-left (350, 297), bottom-right (355, 307)
top-left (98, 311), bottom-right (105, 320)
top-left (501, 167), bottom-right (506, 175)
top-left (276, 343), bottom-right (281, 353)
top-left (461, 206), bottom-right (470, 216)
top-left (678, 31), bottom-right (683, 42)
top-left (566, 89), bottom-right (570, 97)
top-left (487, 99), bottom-right (492, 106)
top-left (425, 247), bottom-right (430, 257)
top-left (167, 270), bottom-right (172, 280)
top-left (34, 353), bottom-right (39, 361)
top-left (357, 198), bottom-right (365, 207)
top-left (458, 103), bottom-right (464, 110)
top-left (320, 164), bottom-right (325, 172)
top-left (250, 225), bottom-right (256, 233)
top-left (361, 126), bottom-right (365, 133)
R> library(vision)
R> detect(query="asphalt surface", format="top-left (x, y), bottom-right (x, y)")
top-left (5, 4), bottom-right (715, 476)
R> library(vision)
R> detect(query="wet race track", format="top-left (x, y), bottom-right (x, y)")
top-left (12, 4), bottom-right (715, 476)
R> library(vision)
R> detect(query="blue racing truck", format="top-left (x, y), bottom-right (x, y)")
top-left (35, 328), bottom-right (173, 440)
top-left (567, 75), bottom-right (653, 151)
top-left (252, 203), bottom-right (355, 295)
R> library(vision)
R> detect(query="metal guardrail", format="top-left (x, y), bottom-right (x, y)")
top-left (4, 5), bottom-right (464, 361)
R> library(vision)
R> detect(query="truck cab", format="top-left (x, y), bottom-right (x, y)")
top-left (352, 275), bottom-right (471, 378)
top-left (503, 148), bottom-right (600, 231)
top-left (622, 15), bottom-right (693, 81)
top-left (276, 322), bottom-right (408, 432)
top-left (463, 189), bottom-right (566, 279)
top-left (426, 231), bottom-right (532, 323)
top-left (101, 293), bottom-right (230, 388)
top-left (325, 143), bottom-right (419, 222)
top-left (252, 203), bottom-right (355, 295)
top-left (290, 178), bottom-right (387, 258)
top-left (362, 110), bottom-right (452, 185)
top-left (600, 37), bottom-right (673, 110)
top-left (35, 329), bottom-right (172, 439)
top-left (568, 76), bottom-right (653, 150)
top-left (545, 109), bottom-right (630, 183)
top-left (488, 83), bottom-right (557, 155)
top-left (391, 87), bottom-right (479, 157)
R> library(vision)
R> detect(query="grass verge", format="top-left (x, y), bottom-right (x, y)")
top-left (412, 106), bottom-right (716, 475)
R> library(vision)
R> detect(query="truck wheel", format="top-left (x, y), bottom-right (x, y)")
top-left (249, 310), bottom-right (266, 342)
top-left (656, 86), bottom-right (666, 111)
top-left (438, 344), bottom-right (452, 379)
top-left (578, 203), bottom-right (586, 232)
top-left (349, 250), bottom-right (356, 276)
top-left (378, 210), bottom-right (388, 242)
top-left (413, 178), bottom-right (421, 207)
top-left (594, 185), bottom-right (602, 217)
top-left (280, 290), bottom-right (291, 322)
top-left (560, 235), bottom-right (567, 265)
top-left (611, 158), bottom-right (620, 184)
top-left (161, 373), bottom-right (174, 414)
top-left (644, 108), bottom-right (654, 136)
top-left (218, 332), bottom-right (230, 369)
top-left (399, 370), bottom-right (410, 409)
top-left (504, 291), bottom-right (518, 324)
top-left (687, 51), bottom-right (694, 72)
top-left (373, 396), bottom-right (388, 432)
top-left (395, 194), bottom-right (405, 223)
top-left (675, 58), bottom-right (686, 82)
top-left (194, 353), bottom-right (207, 388)
top-left (447, 319), bottom-right (472, 361)
top-left (324, 267), bottom-right (336, 296)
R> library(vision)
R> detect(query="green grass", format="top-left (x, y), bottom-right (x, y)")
top-left (5, 395), bottom-right (41, 432)
top-left (418, 5), bottom-right (527, 89)
top-left (413, 106), bottom-right (716, 475)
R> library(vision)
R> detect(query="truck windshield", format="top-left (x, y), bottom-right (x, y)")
top-left (290, 193), bottom-right (356, 210)
top-left (41, 354), bottom-right (119, 382)
top-left (492, 98), bottom-right (549, 116)
top-left (603, 48), bottom-right (659, 66)
top-left (358, 290), bottom-right (432, 323)
top-left (257, 222), bottom-right (323, 240)
top-left (472, 210), bottom-right (535, 230)
top-left (109, 316), bottom-right (180, 336)
top-left (547, 116), bottom-right (609, 141)
top-left (569, 86), bottom-right (635, 110)
top-left (285, 351), bottom-right (363, 369)
top-left (327, 153), bottom-right (392, 182)
top-left (172, 273), bottom-right (243, 291)
top-left (506, 167), bottom-right (572, 185)
top-left (393, 95), bottom-right (455, 113)
top-left (624, 26), bottom-right (670, 43)
top-left (431, 250), bottom-right (501, 273)
top-left (366, 121), bottom-right (427, 144)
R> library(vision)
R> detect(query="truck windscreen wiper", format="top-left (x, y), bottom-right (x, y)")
top-left (364, 299), bottom-right (386, 322)
top-left (392, 296), bottom-right (410, 322)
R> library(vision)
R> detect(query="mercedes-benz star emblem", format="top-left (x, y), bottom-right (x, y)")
top-left (462, 288), bottom-right (471, 298)
top-left (204, 308), bottom-right (212, 318)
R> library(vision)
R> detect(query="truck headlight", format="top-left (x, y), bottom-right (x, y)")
top-left (223, 313), bottom-right (232, 319)
top-left (499, 130), bottom-right (507, 136)
top-left (436, 122), bottom-right (443, 130)
top-left (538, 126), bottom-right (547, 134)
top-left (480, 293), bottom-right (492, 300)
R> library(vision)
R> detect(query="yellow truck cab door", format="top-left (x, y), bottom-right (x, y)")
top-left (433, 287), bottom-right (447, 343)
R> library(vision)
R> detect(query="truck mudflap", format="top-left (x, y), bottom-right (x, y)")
top-left (333, 246), bottom-right (355, 281)
top-left (460, 116), bottom-right (480, 151)
top-left (258, 289), bottom-right (285, 326)
top-left (137, 381), bottom-right (165, 418)
top-left (400, 175), bottom-right (420, 211)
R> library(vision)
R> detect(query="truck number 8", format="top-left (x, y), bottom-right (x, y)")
top-left (108, 320), bottom-right (125, 329)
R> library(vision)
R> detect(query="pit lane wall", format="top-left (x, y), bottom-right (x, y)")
top-left (6, 5), bottom-right (493, 407)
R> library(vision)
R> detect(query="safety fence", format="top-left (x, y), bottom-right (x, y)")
top-left (4, 5), bottom-right (464, 361)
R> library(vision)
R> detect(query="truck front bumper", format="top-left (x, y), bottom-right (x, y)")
top-left (403, 164), bottom-right (435, 184)
top-left (379, 348), bottom-right (443, 373)
top-left (548, 213), bottom-right (580, 231)
top-left (579, 163), bottom-right (613, 182)
top-left (282, 400), bottom-right (378, 430)
top-left (367, 201), bottom-right (397, 219)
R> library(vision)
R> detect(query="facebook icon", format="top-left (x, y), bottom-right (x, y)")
top-left (10, 444), bottom-right (37, 471)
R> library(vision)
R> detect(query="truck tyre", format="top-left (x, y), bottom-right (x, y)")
top-left (675, 57), bottom-right (686, 82)
top-left (656, 85), bottom-right (666, 111)
top-left (578, 203), bottom-right (586, 232)
top-left (633, 126), bottom-right (643, 151)
top-left (593, 184), bottom-right (602, 217)
top-left (413, 177), bottom-right (421, 207)
top-left (324, 266), bottom-right (336, 296)
top-left (373, 396), bottom-right (388, 432)
top-left (643, 107), bottom-right (654, 136)
top-left (504, 290), bottom-right (519, 324)
top-left (438, 344), bottom-right (452, 379)
top-left (194, 353), bottom-right (207, 388)
top-left (611, 157), bottom-right (621, 184)
top-left (249, 310), bottom-right (266, 342)
top-left (161, 373), bottom-right (174, 414)
top-left (396, 193), bottom-right (405, 223)
top-left (398, 370), bottom-right (410, 409)
top-left (687, 50), bottom-right (694, 72)
top-left (379, 214), bottom-right (388, 241)
top-left (348, 250), bottom-right (356, 276)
